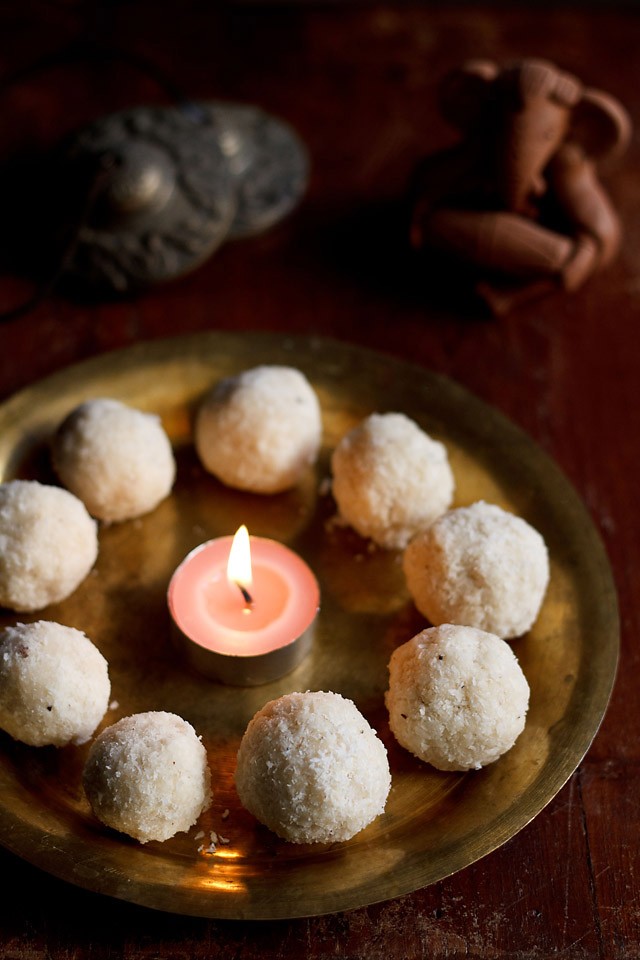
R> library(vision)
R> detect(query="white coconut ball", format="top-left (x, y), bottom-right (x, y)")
top-left (0, 480), bottom-right (98, 612)
top-left (386, 624), bottom-right (530, 771)
top-left (331, 412), bottom-right (454, 550)
top-left (194, 365), bottom-right (322, 494)
top-left (403, 501), bottom-right (550, 639)
top-left (82, 711), bottom-right (212, 844)
top-left (0, 620), bottom-right (110, 747)
top-left (52, 398), bottom-right (176, 522)
top-left (235, 691), bottom-right (391, 843)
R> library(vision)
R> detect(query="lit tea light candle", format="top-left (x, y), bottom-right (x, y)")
top-left (168, 526), bottom-right (320, 685)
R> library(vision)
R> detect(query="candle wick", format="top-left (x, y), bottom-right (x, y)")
top-left (236, 582), bottom-right (254, 607)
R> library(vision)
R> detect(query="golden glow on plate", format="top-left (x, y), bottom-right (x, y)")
top-left (0, 333), bottom-right (619, 920)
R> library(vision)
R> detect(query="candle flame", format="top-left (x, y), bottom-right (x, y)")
top-left (227, 525), bottom-right (253, 593)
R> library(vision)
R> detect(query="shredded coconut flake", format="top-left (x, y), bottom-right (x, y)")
top-left (403, 501), bottom-right (549, 638)
top-left (386, 624), bottom-right (530, 771)
top-left (235, 691), bottom-right (391, 843)
top-left (82, 711), bottom-right (212, 844)
top-left (331, 413), bottom-right (454, 549)
top-left (52, 398), bottom-right (176, 523)
top-left (195, 366), bottom-right (322, 494)
top-left (0, 621), bottom-right (110, 747)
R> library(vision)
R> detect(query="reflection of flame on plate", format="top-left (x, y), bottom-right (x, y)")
top-left (316, 518), bottom-right (410, 616)
top-left (172, 447), bottom-right (319, 545)
top-left (517, 556), bottom-right (581, 726)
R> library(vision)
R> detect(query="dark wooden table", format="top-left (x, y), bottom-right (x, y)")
top-left (0, 3), bottom-right (638, 957)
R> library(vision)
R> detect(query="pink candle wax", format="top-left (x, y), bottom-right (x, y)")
top-left (168, 535), bottom-right (319, 684)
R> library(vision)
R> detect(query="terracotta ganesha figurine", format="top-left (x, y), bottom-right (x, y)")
top-left (410, 58), bottom-right (632, 314)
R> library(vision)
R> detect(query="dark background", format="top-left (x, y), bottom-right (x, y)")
top-left (0, 3), bottom-right (638, 957)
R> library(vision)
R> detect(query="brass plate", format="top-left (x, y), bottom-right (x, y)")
top-left (0, 332), bottom-right (619, 919)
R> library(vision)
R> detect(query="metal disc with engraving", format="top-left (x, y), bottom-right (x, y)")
top-left (63, 105), bottom-right (237, 292)
top-left (201, 101), bottom-right (310, 240)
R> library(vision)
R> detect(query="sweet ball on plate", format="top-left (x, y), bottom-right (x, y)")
top-left (0, 620), bottom-right (110, 747)
top-left (403, 501), bottom-right (549, 639)
top-left (0, 480), bottom-right (98, 612)
top-left (235, 691), bottom-right (391, 844)
top-left (330, 412), bottom-right (454, 550)
top-left (52, 398), bottom-right (176, 523)
top-left (194, 365), bottom-right (322, 494)
top-left (386, 624), bottom-right (530, 771)
top-left (82, 711), bottom-right (212, 844)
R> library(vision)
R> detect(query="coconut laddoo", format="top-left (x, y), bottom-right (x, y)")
top-left (82, 711), bottom-right (212, 844)
top-left (386, 624), bottom-right (530, 771)
top-left (0, 620), bottom-right (110, 747)
top-left (52, 398), bottom-right (176, 523)
top-left (403, 501), bottom-right (549, 639)
top-left (330, 412), bottom-right (454, 550)
top-left (0, 480), bottom-right (98, 612)
top-left (194, 365), bottom-right (322, 494)
top-left (235, 691), bottom-right (391, 844)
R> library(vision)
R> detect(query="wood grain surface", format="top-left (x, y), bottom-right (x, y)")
top-left (0, 3), bottom-right (638, 957)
